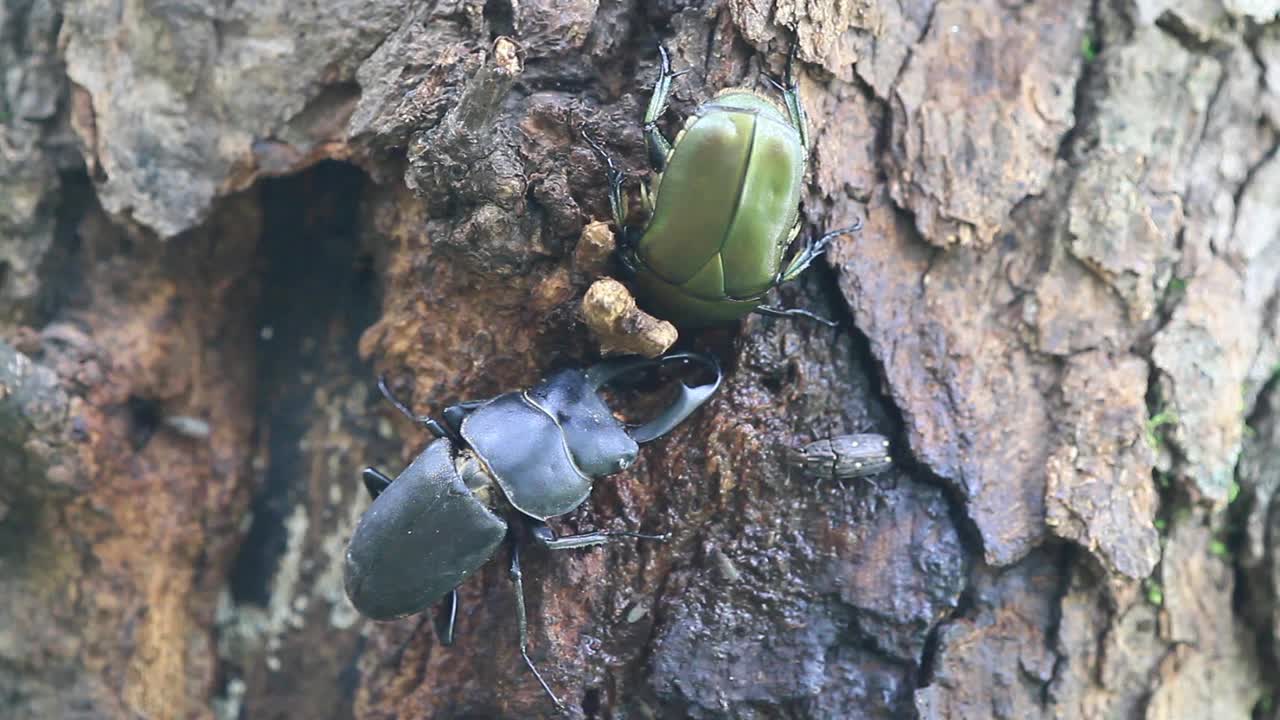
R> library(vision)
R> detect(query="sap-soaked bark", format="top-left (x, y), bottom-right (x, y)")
top-left (1, 194), bottom-right (264, 718)
top-left (3, 1), bottom-right (1280, 719)
top-left (648, 475), bottom-right (962, 717)
top-left (914, 549), bottom-right (1065, 720)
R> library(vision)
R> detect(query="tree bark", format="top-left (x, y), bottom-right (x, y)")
top-left (1, 1), bottom-right (1278, 719)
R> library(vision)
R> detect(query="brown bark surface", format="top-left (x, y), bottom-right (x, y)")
top-left (2, 1), bottom-right (1279, 719)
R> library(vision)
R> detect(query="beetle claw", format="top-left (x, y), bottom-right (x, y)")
top-left (814, 220), bottom-right (863, 253)
top-left (522, 649), bottom-right (566, 712)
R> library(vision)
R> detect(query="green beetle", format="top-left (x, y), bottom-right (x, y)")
top-left (589, 46), bottom-right (859, 328)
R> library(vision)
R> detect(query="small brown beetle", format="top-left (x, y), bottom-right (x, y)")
top-left (787, 433), bottom-right (893, 482)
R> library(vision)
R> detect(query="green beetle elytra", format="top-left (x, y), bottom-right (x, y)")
top-left (590, 45), bottom-right (859, 328)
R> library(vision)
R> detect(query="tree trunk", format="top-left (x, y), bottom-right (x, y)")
top-left (2, 1), bottom-right (1278, 719)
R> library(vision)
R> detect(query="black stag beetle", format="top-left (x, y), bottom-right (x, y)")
top-left (344, 351), bottom-right (721, 710)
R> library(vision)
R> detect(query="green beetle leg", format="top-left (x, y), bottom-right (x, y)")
top-left (508, 540), bottom-right (566, 712)
top-left (529, 519), bottom-right (667, 549)
top-left (760, 220), bottom-right (864, 327)
top-left (760, 41), bottom-right (809, 150)
top-left (583, 129), bottom-right (630, 230)
top-left (782, 41), bottom-right (810, 151)
top-left (754, 305), bottom-right (838, 327)
top-left (639, 181), bottom-right (654, 215)
top-left (777, 220), bottom-right (863, 284)
top-left (643, 46), bottom-right (684, 172)
top-left (775, 222), bottom-right (810, 283)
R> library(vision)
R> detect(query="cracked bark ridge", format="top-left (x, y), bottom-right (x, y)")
top-left (1147, 519), bottom-right (1264, 718)
top-left (0, 0), bottom-right (69, 330)
top-left (60, 0), bottom-right (402, 236)
top-left (1152, 259), bottom-right (1255, 500)
top-left (825, 2), bottom-right (1277, 714)
top-left (830, 189), bottom-right (1057, 566)
top-left (404, 37), bottom-right (545, 276)
top-left (1065, 153), bottom-right (1180, 333)
top-left (888, 1), bottom-right (1087, 248)
top-left (1045, 352), bottom-right (1159, 580)
top-left (1052, 563), bottom-right (1187, 720)
top-left (729, 0), bottom-right (876, 83)
top-left (822, 0), bottom-right (1087, 567)
top-left (1234, 151), bottom-right (1280, 401)
top-left (643, 323), bottom-right (961, 719)
top-left (650, 477), bottom-right (963, 718)
top-left (0, 340), bottom-right (82, 509)
top-left (1262, 23), bottom-right (1280, 128)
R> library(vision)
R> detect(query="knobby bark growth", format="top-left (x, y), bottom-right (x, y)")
top-left (1, 1), bottom-right (1278, 718)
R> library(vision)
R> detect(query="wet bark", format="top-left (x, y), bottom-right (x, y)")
top-left (2, 1), bottom-right (1279, 719)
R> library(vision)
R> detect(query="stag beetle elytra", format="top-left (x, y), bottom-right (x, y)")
top-left (344, 352), bottom-right (721, 710)
top-left (587, 45), bottom-right (860, 328)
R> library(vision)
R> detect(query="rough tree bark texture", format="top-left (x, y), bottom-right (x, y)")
top-left (1, 1), bottom-right (1279, 719)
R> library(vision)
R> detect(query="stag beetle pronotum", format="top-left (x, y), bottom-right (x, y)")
top-left (344, 352), bottom-right (720, 710)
